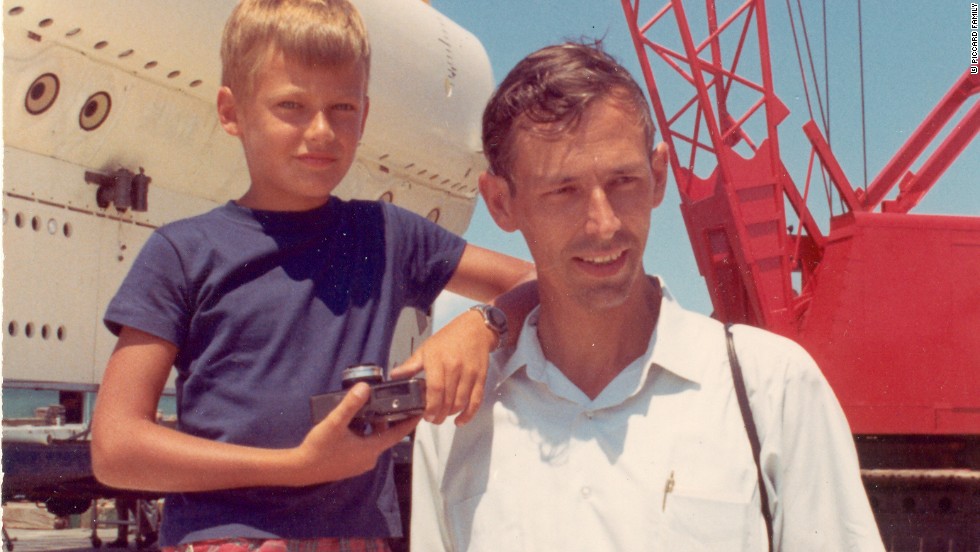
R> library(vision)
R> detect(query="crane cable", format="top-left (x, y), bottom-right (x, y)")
top-left (822, 0), bottom-right (830, 145)
top-left (784, 0), bottom-right (837, 216)
top-left (857, 0), bottom-right (869, 190)
top-left (792, 0), bottom-right (830, 133)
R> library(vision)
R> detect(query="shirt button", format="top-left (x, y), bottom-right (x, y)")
top-left (585, 411), bottom-right (594, 420)
top-left (581, 487), bottom-right (592, 498)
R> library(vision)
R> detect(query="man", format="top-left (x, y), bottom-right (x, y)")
top-left (411, 42), bottom-right (884, 551)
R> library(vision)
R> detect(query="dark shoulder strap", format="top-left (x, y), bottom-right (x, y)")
top-left (726, 323), bottom-right (774, 551)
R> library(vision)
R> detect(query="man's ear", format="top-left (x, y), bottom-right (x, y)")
top-left (478, 171), bottom-right (519, 233)
top-left (649, 141), bottom-right (670, 208)
top-left (216, 86), bottom-right (241, 137)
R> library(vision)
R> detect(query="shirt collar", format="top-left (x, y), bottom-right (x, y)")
top-left (489, 276), bottom-right (714, 394)
top-left (645, 281), bottom-right (713, 384)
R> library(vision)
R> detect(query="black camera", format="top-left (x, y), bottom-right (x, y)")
top-left (310, 364), bottom-right (426, 428)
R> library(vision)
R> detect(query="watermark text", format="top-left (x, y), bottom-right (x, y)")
top-left (972, 3), bottom-right (979, 74)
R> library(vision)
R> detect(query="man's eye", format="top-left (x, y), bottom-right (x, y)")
top-left (334, 103), bottom-right (357, 112)
top-left (548, 185), bottom-right (576, 196)
top-left (278, 101), bottom-right (302, 110)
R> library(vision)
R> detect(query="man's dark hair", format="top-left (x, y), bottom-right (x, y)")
top-left (482, 40), bottom-right (656, 185)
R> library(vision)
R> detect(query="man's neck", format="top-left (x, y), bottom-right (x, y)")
top-left (535, 278), bottom-right (662, 400)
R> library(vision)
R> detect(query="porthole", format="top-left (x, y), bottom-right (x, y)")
top-left (2, 209), bottom-right (7, 225)
top-left (167, 70), bottom-right (181, 79)
top-left (378, 191), bottom-right (394, 203)
top-left (38, 18), bottom-right (53, 28)
top-left (118, 49), bottom-right (134, 58)
top-left (47, 218), bottom-right (58, 234)
top-left (25, 73), bottom-right (59, 115)
top-left (63, 222), bottom-right (73, 238)
top-left (190, 80), bottom-right (203, 88)
top-left (14, 212), bottom-right (24, 228)
top-left (79, 91), bottom-right (111, 131)
top-left (8, 321), bottom-right (19, 337)
top-left (8, 7), bottom-right (24, 16)
top-left (144, 61), bottom-right (158, 69)
top-left (41, 324), bottom-right (51, 340)
top-left (57, 326), bottom-right (67, 341)
top-left (31, 216), bottom-right (41, 231)
top-left (25, 323), bottom-right (35, 338)
top-left (65, 28), bottom-right (81, 37)
top-left (426, 208), bottom-right (441, 224)
top-left (94, 40), bottom-right (108, 50)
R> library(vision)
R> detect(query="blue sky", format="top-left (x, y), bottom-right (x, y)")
top-left (429, 1), bottom-right (980, 326)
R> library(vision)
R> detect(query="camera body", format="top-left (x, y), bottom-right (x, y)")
top-left (310, 364), bottom-right (426, 426)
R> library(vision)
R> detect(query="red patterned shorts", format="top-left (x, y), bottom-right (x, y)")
top-left (162, 537), bottom-right (390, 552)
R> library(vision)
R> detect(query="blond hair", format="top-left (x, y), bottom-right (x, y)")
top-left (221, 0), bottom-right (371, 98)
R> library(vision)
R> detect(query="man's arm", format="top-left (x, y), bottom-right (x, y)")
top-left (765, 343), bottom-right (885, 551)
top-left (91, 327), bottom-right (417, 492)
top-left (391, 244), bottom-right (536, 425)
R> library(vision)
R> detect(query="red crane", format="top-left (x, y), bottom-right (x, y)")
top-left (620, 0), bottom-right (979, 546)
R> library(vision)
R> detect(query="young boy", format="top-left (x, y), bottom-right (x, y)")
top-left (91, 1), bottom-right (534, 550)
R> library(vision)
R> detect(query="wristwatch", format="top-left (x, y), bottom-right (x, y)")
top-left (468, 304), bottom-right (508, 349)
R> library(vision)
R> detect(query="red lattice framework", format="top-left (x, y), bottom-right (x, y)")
top-left (620, 0), bottom-right (980, 435)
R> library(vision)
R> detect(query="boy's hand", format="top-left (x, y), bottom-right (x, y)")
top-left (290, 383), bottom-right (420, 486)
top-left (390, 308), bottom-right (497, 426)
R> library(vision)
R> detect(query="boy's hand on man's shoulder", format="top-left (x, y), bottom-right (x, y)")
top-left (390, 308), bottom-right (498, 426)
top-left (286, 383), bottom-right (420, 487)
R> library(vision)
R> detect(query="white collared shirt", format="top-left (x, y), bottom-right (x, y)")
top-left (412, 280), bottom-right (884, 551)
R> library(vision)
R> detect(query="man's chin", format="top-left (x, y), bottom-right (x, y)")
top-left (571, 280), bottom-right (635, 312)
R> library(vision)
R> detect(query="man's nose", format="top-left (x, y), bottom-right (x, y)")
top-left (585, 187), bottom-right (622, 239)
top-left (305, 111), bottom-right (335, 143)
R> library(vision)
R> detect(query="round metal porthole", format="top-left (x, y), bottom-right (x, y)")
top-left (79, 91), bottom-right (111, 131)
top-left (378, 191), bottom-right (394, 203)
top-left (426, 208), bottom-right (440, 223)
top-left (25, 73), bottom-right (59, 115)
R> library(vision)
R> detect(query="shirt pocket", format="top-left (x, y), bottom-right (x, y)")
top-left (447, 492), bottom-right (523, 552)
top-left (661, 491), bottom-right (755, 551)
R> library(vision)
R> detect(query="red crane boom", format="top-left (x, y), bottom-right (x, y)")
top-left (620, 0), bottom-right (980, 545)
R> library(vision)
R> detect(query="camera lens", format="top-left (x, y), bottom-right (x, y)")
top-left (341, 364), bottom-right (384, 388)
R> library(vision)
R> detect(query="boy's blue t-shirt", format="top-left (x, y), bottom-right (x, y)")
top-left (104, 198), bottom-right (466, 545)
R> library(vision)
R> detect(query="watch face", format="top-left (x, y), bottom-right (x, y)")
top-left (487, 306), bottom-right (507, 332)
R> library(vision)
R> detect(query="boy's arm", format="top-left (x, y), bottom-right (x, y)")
top-left (441, 244), bottom-right (535, 308)
top-left (92, 327), bottom-right (417, 493)
top-left (391, 244), bottom-right (536, 426)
